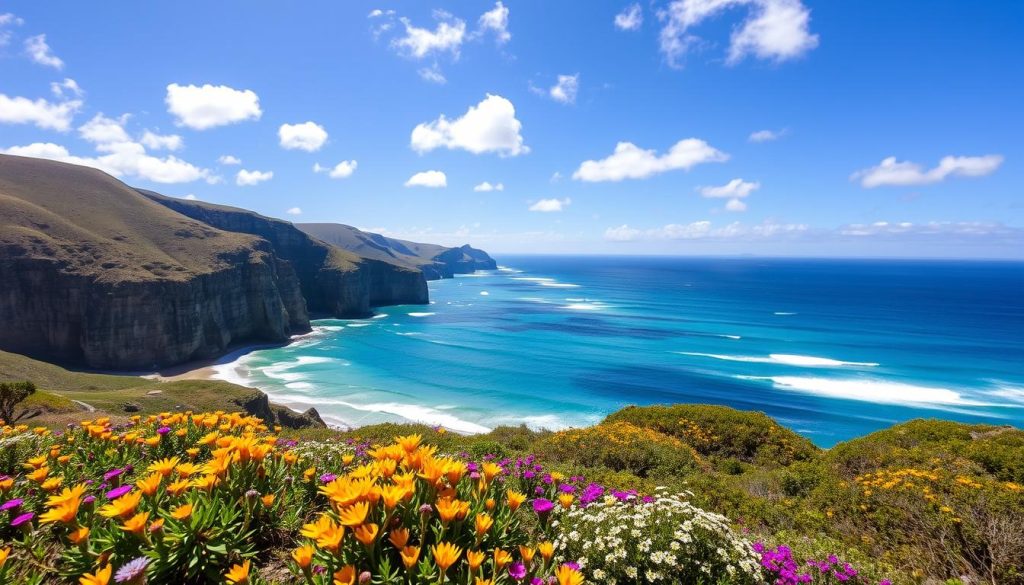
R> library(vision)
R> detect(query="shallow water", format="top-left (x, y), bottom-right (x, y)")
top-left (214, 256), bottom-right (1024, 446)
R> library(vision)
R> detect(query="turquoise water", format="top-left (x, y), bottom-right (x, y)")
top-left (215, 256), bottom-right (1024, 446)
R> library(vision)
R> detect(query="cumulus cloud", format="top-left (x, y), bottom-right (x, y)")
top-left (0, 13), bottom-right (24, 47)
top-left (550, 74), bottom-right (579, 104)
top-left (749, 128), bottom-right (785, 142)
top-left (529, 197), bottom-right (570, 212)
top-left (478, 1), bottom-right (511, 44)
top-left (615, 4), bottom-right (644, 31)
top-left (700, 178), bottom-right (760, 198)
top-left (50, 78), bottom-right (83, 99)
top-left (79, 113), bottom-right (132, 144)
top-left (286, 207), bottom-right (302, 215)
top-left (24, 34), bottom-right (63, 69)
top-left (659, 0), bottom-right (819, 68)
top-left (573, 138), bottom-right (728, 182)
top-left (473, 181), bottom-right (504, 192)
top-left (418, 63), bottom-right (447, 84)
top-left (605, 220), bottom-right (807, 241)
top-left (236, 169), bottom-right (273, 186)
top-left (278, 121), bottom-right (328, 152)
top-left (852, 155), bottom-right (1004, 188)
top-left (838, 221), bottom-right (1022, 238)
top-left (313, 160), bottom-right (358, 179)
top-left (183, 194), bottom-right (198, 200)
top-left (404, 170), bottom-right (447, 188)
top-left (0, 92), bottom-right (82, 131)
top-left (218, 155), bottom-right (241, 165)
top-left (392, 12), bottom-right (466, 59)
top-left (165, 83), bottom-right (262, 130)
top-left (411, 94), bottom-right (527, 156)
top-left (140, 130), bottom-right (183, 151)
top-left (725, 198), bottom-right (747, 212)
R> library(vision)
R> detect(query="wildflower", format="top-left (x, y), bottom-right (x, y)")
top-left (292, 544), bottom-right (315, 569)
top-left (11, 512), bottom-right (34, 526)
top-left (166, 479), bottom-right (190, 497)
top-left (537, 541), bottom-right (554, 561)
top-left (389, 527), bottom-right (409, 549)
top-left (532, 498), bottom-right (554, 516)
top-left (508, 562), bottom-right (527, 580)
top-left (103, 468), bottom-right (124, 482)
top-left (68, 526), bottom-right (90, 545)
top-left (147, 457), bottom-right (179, 477)
top-left (555, 564), bottom-right (584, 585)
top-left (224, 560), bottom-right (250, 584)
top-left (136, 473), bottom-right (162, 497)
top-left (40, 498), bottom-right (80, 524)
top-left (0, 498), bottom-right (22, 512)
top-left (100, 491), bottom-right (142, 518)
top-left (467, 550), bottom-right (485, 572)
top-left (0, 547), bottom-right (9, 568)
top-left (114, 556), bottom-right (150, 583)
top-left (494, 548), bottom-right (513, 571)
top-left (354, 523), bottom-right (379, 546)
top-left (170, 503), bottom-right (193, 520)
top-left (432, 541), bottom-right (463, 573)
top-left (436, 497), bottom-right (462, 523)
top-left (401, 545), bottom-right (421, 569)
top-left (105, 485), bottom-right (133, 500)
top-left (475, 512), bottom-right (493, 536)
top-left (557, 494), bottom-right (574, 509)
top-left (79, 564), bottom-right (113, 585)
top-left (333, 565), bottom-right (356, 585)
top-left (338, 501), bottom-right (369, 526)
top-left (121, 511), bottom-right (150, 534)
top-left (261, 494), bottom-right (275, 507)
top-left (519, 545), bottom-right (535, 564)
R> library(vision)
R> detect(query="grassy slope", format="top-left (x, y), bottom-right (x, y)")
top-left (296, 222), bottom-right (449, 271)
top-left (0, 154), bottom-right (261, 282)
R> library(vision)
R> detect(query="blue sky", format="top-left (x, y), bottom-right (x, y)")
top-left (1, 1), bottom-right (1021, 257)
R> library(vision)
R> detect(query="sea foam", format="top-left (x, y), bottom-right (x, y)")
top-left (678, 352), bottom-right (878, 367)
top-left (748, 375), bottom-right (997, 408)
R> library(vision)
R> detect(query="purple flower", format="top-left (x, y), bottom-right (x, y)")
top-left (104, 468), bottom-right (124, 481)
top-left (114, 556), bottom-right (150, 583)
top-left (508, 562), bottom-right (527, 580)
top-left (11, 512), bottom-right (34, 526)
top-left (562, 562), bottom-right (580, 571)
top-left (106, 485), bottom-right (133, 500)
top-left (83, 495), bottom-right (96, 506)
top-left (0, 498), bottom-right (23, 512)
top-left (531, 579), bottom-right (543, 585)
top-left (319, 473), bottom-right (338, 483)
top-left (157, 426), bottom-right (171, 436)
top-left (532, 498), bottom-right (554, 515)
top-left (558, 484), bottom-right (575, 493)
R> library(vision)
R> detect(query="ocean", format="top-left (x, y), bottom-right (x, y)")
top-left (212, 256), bottom-right (1024, 447)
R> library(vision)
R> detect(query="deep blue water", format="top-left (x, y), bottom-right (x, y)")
top-left (215, 256), bottom-right (1024, 446)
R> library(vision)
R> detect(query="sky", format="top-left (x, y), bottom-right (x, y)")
top-left (1, 1), bottom-right (1022, 258)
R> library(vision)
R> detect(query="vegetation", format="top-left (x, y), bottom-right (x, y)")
top-left (0, 381), bottom-right (35, 424)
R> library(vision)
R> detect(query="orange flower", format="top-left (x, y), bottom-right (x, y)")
top-left (224, 560), bottom-right (250, 584)
top-left (474, 513), bottom-right (494, 536)
top-left (121, 511), bottom-right (150, 534)
top-left (166, 479), bottom-right (190, 497)
top-left (333, 565), bottom-right (356, 585)
top-left (396, 433), bottom-right (423, 452)
top-left (381, 484), bottom-right (404, 510)
top-left (538, 541), bottom-right (554, 561)
top-left (432, 542), bottom-right (463, 573)
top-left (147, 457), bottom-right (180, 477)
top-left (555, 564), bottom-right (584, 585)
top-left (494, 548), bottom-right (512, 571)
top-left (557, 494), bottom-right (574, 509)
top-left (481, 462), bottom-right (502, 482)
top-left (170, 503), bottom-right (193, 520)
top-left (519, 545), bottom-right (535, 564)
top-left (466, 549), bottom-right (485, 572)
top-left (68, 526), bottom-right (90, 545)
top-left (292, 544), bottom-right (315, 569)
top-left (506, 490), bottom-right (526, 511)
top-left (40, 499), bottom-right (80, 525)
top-left (0, 547), bottom-right (9, 568)
top-left (137, 472), bottom-right (163, 497)
top-left (435, 497), bottom-right (461, 523)
top-left (401, 545), bottom-right (421, 569)
top-left (79, 564), bottom-right (112, 585)
top-left (389, 527), bottom-right (409, 549)
top-left (354, 523), bottom-right (379, 546)
top-left (261, 494), bottom-right (275, 507)
top-left (99, 490), bottom-right (142, 518)
top-left (338, 501), bottom-right (369, 526)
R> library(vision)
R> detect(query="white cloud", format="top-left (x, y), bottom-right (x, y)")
top-left (50, 78), bottom-right (83, 99)
top-left (550, 171), bottom-right (564, 183)
top-left (0, 13), bottom-right (23, 47)
top-left (392, 12), bottom-right (466, 59)
top-left (313, 160), bottom-right (358, 179)
top-left (529, 197), bottom-right (570, 212)
top-left (605, 220), bottom-right (807, 241)
top-left (236, 169), bottom-right (273, 186)
top-left (286, 207), bottom-right (302, 215)
top-left (404, 170), bottom-right (447, 188)
top-left (278, 121), bottom-right (328, 152)
top-left (659, 0), bottom-right (819, 68)
top-left (79, 113), bottom-right (132, 145)
top-left (418, 63), bottom-right (447, 84)
top-left (182, 194), bottom-right (198, 200)
top-left (852, 155), bottom-right (1004, 188)
top-left (411, 94), bottom-right (527, 156)
top-left (478, 1), bottom-right (511, 44)
top-left (573, 138), bottom-right (728, 182)
top-left (749, 128), bottom-right (784, 142)
top-left (473, 181), bottom-right (504, 192)
top-left (615, 4), bottom-right (644, 31)
top-left (165, 83), bottom-right (262, 130)
top-left (140, 130), bottom-right (183, 151)
top-left (725, 198), bottom-right (747, 212)
top-left (700, 178), bottom-right (760, 198)
top-left (0, 93), bottom-right (82, 131)
top-left (838, 221), bottom-right (1020, 238)
top-left (549, 74), bottom-right (579, 104)
top-left (218, 155), bottom-right (241, 165)
top-left (24, 34), bottom-right (63, 69)
top-left (368, 9), bottom-right (395, 18)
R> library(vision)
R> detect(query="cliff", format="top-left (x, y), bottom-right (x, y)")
top-left (140, 192), bottom-right (429, 317)
top-left (0, 154), bottom-right (308, 369)
top-left (296, 222), bottom-right (497, 280)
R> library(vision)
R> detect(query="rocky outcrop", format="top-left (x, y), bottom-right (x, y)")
top-left (142, 192), bottom-right (429, 317)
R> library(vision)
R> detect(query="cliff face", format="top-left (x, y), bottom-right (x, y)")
top-left (295, 222), bottom-right (498, 280)
top-left (141, 192), bottom-right (429, 317)
top-left (0, 155), bottom-right (308, 369)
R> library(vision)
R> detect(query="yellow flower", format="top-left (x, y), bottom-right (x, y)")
top-left (121, 511), bottom-right (150, 534)
top-left (147, 457), bottom-right (180, 477)
top-left (506, 490), bottom-right (526, 511)
top-left (389, 527), bottom-right (410, 549)
top-left (474, 513), bottom-right (493, 536)
top-left (338, 501), bottom-right (369, 526)
top-left (432, 541), bottom-right (463, 572)
top-left (396, 433), bottom-right (423, 452)
top-left (292, 544), bottom-right (315, 569)
top-left (466, 549), bottom-right (485, 572)
top-left (68, 526), bottom-right (90, 545)
top-left (555, 564), bottom-right (584, 585)
top-left (191, 474), bottom-right (220, 491)
top-left (333, 565), bottom-right (356, 585)
top-left (0, 547), bottom-right (9, 568)
top-left (170, 503), bottom-right (193, 520)
top-left (474, 579), bottom-right (493, 585)
top-left (381, 484), bottom-right (404, 510)
top-left (354, 523), bottom-right (379, 546)
top-left (494, 548), bottom-right (512, 571)
top-left (175, 462), bottom-right (202, 478)
top-left (481, 462), bottom-right (502, 482)
top-left (136, 472), bottom-right (163, 497)
top-left (538, 541), bottom-right (554, 561)
top-left (558, 494), bottom-right (574, 509)
top-left (40, 498), bottom-right (80, 524)
top-left (519, 545), bottom-right (535, 564)
top-left (401, 545), bottom-right (421, 569)
top-left (27, 466), bottom-right (49, 482)
top-left (79, 564), bottom-right (112, 585)
top-left (99, 490), bottom-right (142, 518)
top-left (224, 560), bottom-right (250, 584)
top-left (435, 497), bottom-right (462, 523)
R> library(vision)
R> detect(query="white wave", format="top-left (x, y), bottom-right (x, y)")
top-left (718, 334), bottom-right (742, 340)
top-left (677, 352), bottom-right (878, 367)
top-left (372, 314), bottom-right (388, 319)
top-left (497, 266), bottom-right (522, 273)
top-left (408, 312), bottom-right (435, 317)
top-left (747, 375), bottom-right (998, 408)
top-left (346, 323), bottom-right (371, 328)
top-left (512, 277), bottom-right (555, 282)
top-left (986, 382), bottom-right (1024, 404)
top-left (540, 282), bottom-right (580, 288)
top-left (285, 382), bottom-right (314, 390)
top-left (480, 291), bottom-right (490, 296)
top-left (276, 396), bottom-right (491, 434)
top-left (565, 303), bottom-right (602, 311)
top-left (774, 311), bottom-right (797, 316)
top-left (395, 331), bottom-right (423, 336)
